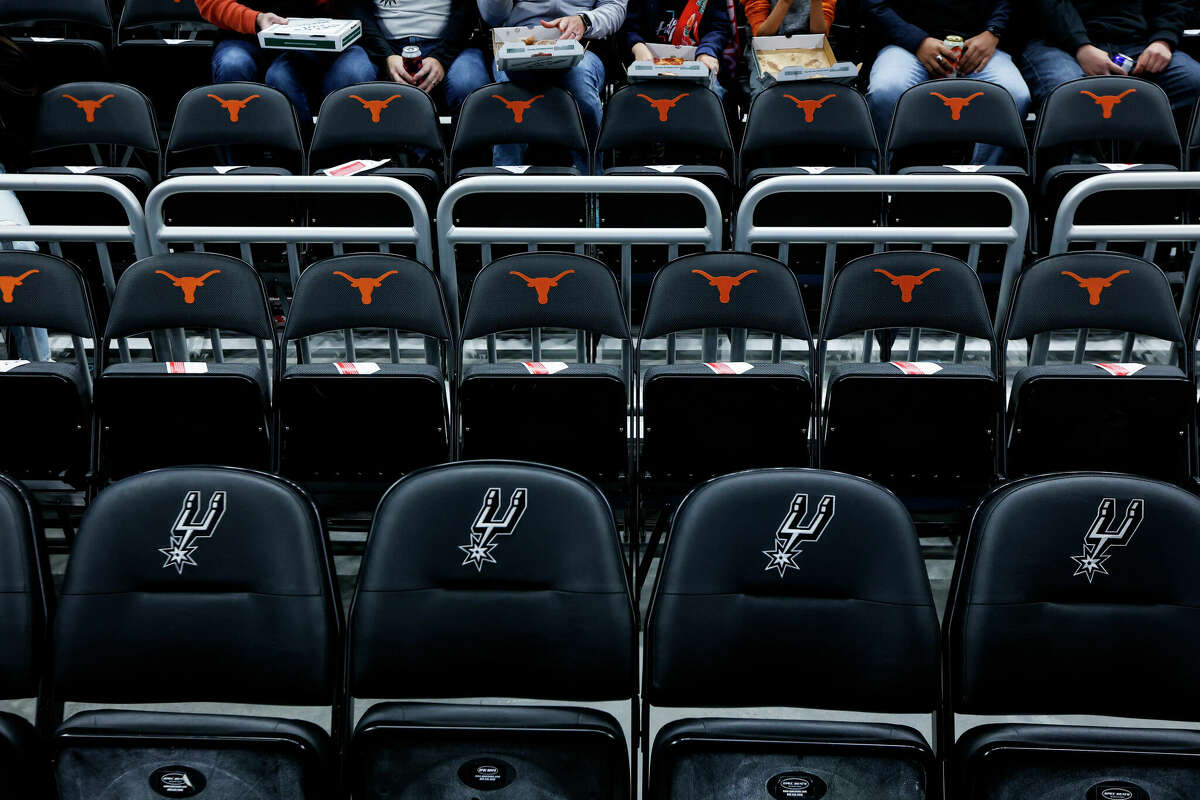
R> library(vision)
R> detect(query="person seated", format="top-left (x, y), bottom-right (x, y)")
top-left (620, 0), bottom-right (734, 97)
top-left (197, 0), bottom-right (377, 128)
top-left (350, 0), bottom-right (491, 112)
top-left (863, 0), bottom-right (1030, 164)
top-left (1019, 0), bottom-right (1200, 112)
top-left (741, 0), bottom-right (834, 36)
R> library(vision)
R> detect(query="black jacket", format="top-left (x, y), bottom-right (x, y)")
top-left (862, 0), bottom-right (1011, 53)
top-left (1037, 0), bottom-right (1190, 52)
top-left (348, 0), bottom-right (479, 67)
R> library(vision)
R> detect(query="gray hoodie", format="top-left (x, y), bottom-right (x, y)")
top-left (478, 0), bottom-right (628, 39)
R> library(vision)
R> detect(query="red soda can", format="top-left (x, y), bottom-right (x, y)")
top-left (402, 45), bottom-right (423, 75)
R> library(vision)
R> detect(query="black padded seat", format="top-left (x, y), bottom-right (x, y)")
top-left (166, 166), bottom-right (293, 177)
top-left (0, 711), bottom-right (43, 799)
top-left (455, 165), bottom-right (581, 178)
top-left (102, 360), bottom-right (268, 395)
top-left (284, 362), bottom-right (443, 380)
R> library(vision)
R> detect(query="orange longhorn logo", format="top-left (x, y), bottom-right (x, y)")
top-left (207, 93), bottom-right (260, 122)
top-left (637, 93), bottom-right (689, 122)
top-left (349, 93), bottom-right (402, 123)
top-left (692, 269), bottom-right (758, 303)
top-left (783, 93), bottom-right (836, 122)
top-left (155, 269), bottom-right (220, 303)
top-left (510, 270), bottom-right (575, 303)
top-left (1080, 89), bottom-right (1136, 119)
top-left (0, 269), bottom-right (38, 303)
top-left (1061, 269), bottom-right (1130, 305)
top-left (874, 268), bottom-right (941, 302)
top-left (62, 93), bottom-right (114, 123)
top-left (333, 269), bottom-right (399, 304)
top-left (929, 91), bottom-right (983, 121)
top-left (492, 94), bottom-right (544, 123)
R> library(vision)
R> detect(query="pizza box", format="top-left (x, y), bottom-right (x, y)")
top-left (493, 26), bottom-right (586, 73)
top-left (750, 33), bottom-right (858, 88)
top-left (626, 43), bottom-right (715, 86)
top-left (258, 18), bottom-right (362, 52)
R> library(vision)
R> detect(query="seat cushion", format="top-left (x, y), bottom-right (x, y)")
top-left (167, 166), bottom-right (295, 177)
top-left (604, 164), bottom-right (730, 180)
top-left (462, 362), bottom-right (624, 381)
top-left (1040, 162), bottom-right (1176, 196)
top-left (898, 165), bottom-right (1027, 177)
top-left (1011, 363), bottom-right (1186, 397)
top-left (455, 166), bottom-right (580, 180)
top-left (284, 362), bottom-right (443, 381)
top-left (0, 360), bottom-right (90, 399)
top-left (828, 361), bottom-right (993, 381)
top-left (0, 711), bottom-right (43, 798)
top-left (103, 361), bottom-right (269, 398)
top-left (746, 166), bottom-right (874, 186)
top-left (644, 361), bottom-right (809, 381)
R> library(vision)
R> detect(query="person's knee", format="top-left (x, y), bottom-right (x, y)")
top-left (327, 48), bottom-right (377, 91)
top-left (213, 42), bottom-right (259, 81)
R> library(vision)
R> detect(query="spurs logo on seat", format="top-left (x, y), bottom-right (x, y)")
top-left (333, 269), bottom-right (399, 304)
top-left (637, 93), bottom-right (688, 121)
top-left (207, 93), bottom-right (260, 122)
top-left (349, 93), bottom-right (403, 122)
top-left (783, 93), bottom-right (836, 122)
top-left (929, 91), bottom-right (983, 120)
top-left (459, 487), bottom-right (528, 570)
top-left (509, 269), bottom-right (575, 303)
top-left (1080, 89), bottom-right (1135, 119)
top-left (61, 93), bottom-right (114, 123)
top-left (159, 490), bottom-right (228, 573)
top-left (1061, 269), bottom-right (1130, 305)
top-left (0, 270), bottom-right (38, 303)
top-left (763, 492), bottom-right (837, 576)
top-left (492, 94), bottom-right (543, 123)
top-left (873, 267), bottom-right (940, 302)
top-left (1071, 497), bottom-right (1145, 582)
top-left (155, 269), bottom-right (221, 303)
top-left (691, 269), bottom-right (757, 303)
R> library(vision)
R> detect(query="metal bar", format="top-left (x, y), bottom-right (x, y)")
top-left (344, 329), bottom-right (356, 361)
top-left (389, 331), bottom-right (400, 363)
top-left (531, 327), bottom-right (542, 361)
top-left (0, 174), bottom-right (149, 255)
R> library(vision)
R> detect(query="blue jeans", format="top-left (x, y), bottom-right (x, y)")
top-left (867, 44), bottom-right (1031, 165)
top-left (392, 39), bottom-right (492, 112)
top-left (1019, 39), bottom-right (1200, 112)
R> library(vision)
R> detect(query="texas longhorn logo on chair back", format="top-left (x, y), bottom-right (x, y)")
top-left (762, 492), bottom-right (836, 576)
top-left (349, 94), bottom-right (402, 123)
top-left (459, 487), bottom-right (528, 570)
top-left (492, 94), bottom-right (543, 123)
top-left (1071, 497), bottom-right (1145, 583)
top-left (783, 93), bottom-right (836, 123)
top-left (208, 93), bottom-right (260, 122)
top-left (874, 267), bottom-right (940, 302)
top-left (0, 270), bottom-right (38, 303)
top-left (333, 269), bottom-right (398, 304)
top-left (1080, 89), bottom-right (1135, 119)
top-left (1061, 269), bottom-right (1129, 305)
top-left (929, 91), bottom-right (983, 121)
top-left (510, 269), bottom-right (575, 304)
top-left (62, 93), bottom-right (114, 123)
top-left (159, 490), bottom-right (228, 574)
top-left (692, 268), bottom-right (757, 303)
top-left (156, 269), bottom-right (220, 303)
top-left (638, 93), bottom-right (688, 122)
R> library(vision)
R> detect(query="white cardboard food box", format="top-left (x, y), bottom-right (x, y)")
top-left (258, 18), bottom-right (362, 52)
top-left (750, 33), bottom-right (858, 88)
top-left (626, 43), bottom-right (715, 86)
top-left (492, 25), bottom-right (586, 73)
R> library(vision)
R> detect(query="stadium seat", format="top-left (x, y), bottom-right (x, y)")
top-left (459, 251), bottom-right (630, 485)
top-left (347, 460), bottom-right (636, 800)
top-left (0, 474), bottom-right (52, 799)
top-left (820, 251), bottom-right (1001, 503)
top-left (115, 0), bottom-right (214, 132)
top-left (95, 252), bottom-right (276, 481)
top-left (947, 472), bottom-right (1200, 798)
top-left (277, 253), bottom-right (453, 507)
top-left (1004, 251), bottom-right (1192, 482)
top-left (0, 0), bottom-right (111, 93)
top-left (52, 467), bottom-right (340, 800)
top-left (0, 252), bottom-right (96, 487)
top-left (645, 468), bottom-right (939, 799)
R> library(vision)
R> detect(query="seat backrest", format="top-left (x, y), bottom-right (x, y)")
top-left (1004, 251), bottom-right (1183, 346)
top-left (596, 82), bottom-right (732, 166)
top-left (822, 251), bottom-right (994, 343)
top-left (886, 78), bottom-right (1027, 171)
top-left (31, 82), bottom-right (159, 158)
top-left (0, 0), bottom-right (110, 28)
top-left (0, 474), bottom-right (49, 703)
top-left (0, 251), bottom-right (95, 340)
top-left (310, 83), bottom-right (443, 169)
top-left (740, 83), bottom-right (877, 175)
top-left (948, 473), bottom-right (1200, 721)
top-left (349, 460), bottom-right (635, 701)
top-left (647, 468), bottom-right (938, 710)
top-left (640, 251), bottom-right (811, 342)
top-left (54, 467), bottom-right (339, 705)
top-left (450, 83), bottom-right (587, 173)
top-left (166, 82), bottom-right (304, 173)
top-left (118, 0), bottom-right (206, 32)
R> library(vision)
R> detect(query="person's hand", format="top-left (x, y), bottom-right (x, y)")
top-left (1076, 43), bottom-right (1123, 75)
top-left (412, 56), bottom-right (445, 92)
top-left (631, 42), bottom-right (653, 62)
top-left (541, 16), bottom-right (586, 40)
top-left (698, 53), bottom-right (720, 75)
top-left (916, 37), bottom-right (955, 76)
top-left (958, 30), bottom-right (998, 75)
top-left (1134, 40), bottom-right (1173, 75)
top-left (256, 12), bottom-right (288, 31)
top-left (386, 54), bottom-right (417, 85)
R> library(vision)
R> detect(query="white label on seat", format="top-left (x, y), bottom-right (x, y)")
top-left (166, 362), bottom-right (208, 373)
top-left (498, 165), bottom-right (532, 174)
top-left (65, 166), bottom-right (100, 174)
top-left (1099, 163), bottom-right (1141, 171)
top-left (212, 166), bottom-right (244, 174)
top-left (0, 360), bottom-right (29, 372)
top-left (30, 37), bottom-right (64, 43)
top-left (333, 361), bottom-right (380, 375)
top-left (648, 165), bottom-right (683, 173)
top-left (704, 362), bottom-right (754, 374)
top-left (323, 158), bottom-right (388, 177)
top-left (1093, 362), bottom-right (1146, 376)
top-left (522, 361), bottom-right (568, 375)
top-left (799, 166), bottom-right (833, 174)
top-left (944, 164), bottom-right (985, 173)
top-left (890, 361), bottom-right (943, 375)
top-left (164, 38), bottom-right (190, 44)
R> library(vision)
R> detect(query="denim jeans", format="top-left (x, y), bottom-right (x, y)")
top-left (866, 44), bottom-right (1032, 165)
top-left (1019, 39), bottom-right (1200, 112)
top-left (0, 164), bottom-right (47, 360)
top-left (389, 39), bottom-right (492, 112)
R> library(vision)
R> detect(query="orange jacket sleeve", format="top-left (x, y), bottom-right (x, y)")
top-left (195, 0), bottom-right (261, 35)
top-left (741, 0), bottom-right (836, 33)
top-left (822, 0), bottom-right (836, 27)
